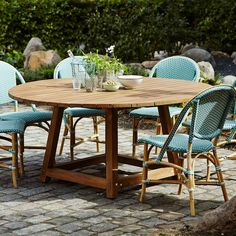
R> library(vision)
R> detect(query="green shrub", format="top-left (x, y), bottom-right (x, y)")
top-left (23, 65), bottom-right (54, 82)
top-left (0, 50), bottom-right (24, 68)
top-left (0, 0), bottom-right (235, 62)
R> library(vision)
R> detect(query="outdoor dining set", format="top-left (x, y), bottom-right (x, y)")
top-left (1, 55), bottom-right (236, 216)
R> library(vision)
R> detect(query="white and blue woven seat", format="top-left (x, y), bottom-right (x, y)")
top-left (138, 85), bottom-right (236, 216)
top-left (130, 56), bottom-right (200, 157)
top-left (0, 117), bottom-right (26, 187)
top-left (0, 61), bottom-right (52, 176)
top-left (54, 56), bottom-right (105, 160)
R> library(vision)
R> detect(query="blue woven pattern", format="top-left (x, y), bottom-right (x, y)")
top-left (130, 106), bottom-right (183, 118)
top-left (0, 61), bottom-right (25, 105)
top-left (193, 89), bottom-right (234, 140)
top-left (223, 119), bottom-right (236, 130)
top-left (138, 85), bottom-right (236, 162)
top-left (183, 118), bottom-right (236, 131)
top-left (0, 118), bottom-right (25, 134)
top-left (0, 111), bottom-right (52, 125)
top-left (64, 107), bottom-right (105, 117)
top-left (138, 134), bottom-right (213, 153)
top-left (149, 56), bottom-right (200, 81)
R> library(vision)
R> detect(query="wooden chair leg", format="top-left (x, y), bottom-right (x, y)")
top-left (206, 157), bottom-right (211, 181)
top-left (19, 134), bottom-right (24, 176)
top-left (177, 156), bottom-right (184, 195)
top-left (93, 116), bottom-right (99, 152)
top-left (140, 143), bottom-right (149, 202)
top-left (212, 148), bottom-right (228, 202)
top-left (69, 116), bottom-right (75, 161)
top-left (132, 117), bottom-right (140, 158)
top-left (11, 133), bottom-right (18, 188)
top-left (155, 119), bottom-right (162, 154)
top-left (59, 126), bottom-right (69, 156)
top-left (186, 144), bottom-right (195, 216)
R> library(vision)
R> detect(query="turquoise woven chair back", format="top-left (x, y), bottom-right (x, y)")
top-left (53, 56), bottom-right (84, 79)
top-left (191, 86), bottom-right (235, 140)
top-left (149, 56), bottom-right (200, 82)
top-left (157, 85), bottom-right (236, 162)
top-left (0, 61), bottom-right (25, 106)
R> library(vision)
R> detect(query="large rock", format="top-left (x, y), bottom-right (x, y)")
top-left (180, 43), bottom-right (196, 54)
top-left (198, 61), bottom-right (215, 81)
top-left (23, 37), bottom-right (46, 69)
top-left (231, 52), bottom-right (236, 64)
top-left (221, 75), bottom-right (236, 86)
top-left (182, 48), bottom-right (216, 68)
top-left (141, 60), bottom-right (158, 69)
top-left (27, 50), bottom-right (61, 70)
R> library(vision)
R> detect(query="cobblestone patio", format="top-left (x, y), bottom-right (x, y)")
top-left (0, 104), bottom-right (236, 235)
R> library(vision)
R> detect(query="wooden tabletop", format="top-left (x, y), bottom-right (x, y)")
top-left (9, 78), bottom-right (211, 109)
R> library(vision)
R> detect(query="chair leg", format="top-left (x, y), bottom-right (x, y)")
top-left (140, 143), bottom-right (149, 202)
top-left (69, 116), bottom-right (75, 161)
top-left (186, 145), bottom-right (195, 216)
top-left (11, 133), bottom-right (18, 188)
top-left (212, 148), bottom-right (228, 202)
top-left (154, 119), bottom-right (162, 154)
top-left (93, 116), bottom-right (99, 152)
top-left (177, 156), bottom-right (184, 195)
top-left (132, 117), bottom-right (140, 157)
top-left (206, 157), bottom-right (211, 181)
top-left (59, 126), bottom-right (69, 156)
top-left (19, 134), bottom-right (24, 176)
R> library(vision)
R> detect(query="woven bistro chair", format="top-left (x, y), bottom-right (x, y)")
top-left (0, 61), bottom-right (52, 175)
top-left (54, 56), bottom-right (105, 160)
top-left (138, 85), bottom-right (236, 216)
top-left (130, 56), bottom-right (200, 157)
top-left (0, 118), bottom-right (26, 187)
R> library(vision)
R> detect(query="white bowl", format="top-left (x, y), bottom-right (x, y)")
top-left (118, 75), bottom-right (143, 89)
top-left (103, 83), bottom-right (120, 92)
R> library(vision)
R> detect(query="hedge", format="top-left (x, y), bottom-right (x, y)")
top-left (0, 0), bottom-right (235, 62)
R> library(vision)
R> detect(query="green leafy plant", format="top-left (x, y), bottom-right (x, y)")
top-left (83, 51), bottom-right (126, 74)
top-left (201, 71), bottom-right (221, 86)
top-left (23, 65), bottom-right (54, 82)
top-left (0, 50), bottom-right (24, 68)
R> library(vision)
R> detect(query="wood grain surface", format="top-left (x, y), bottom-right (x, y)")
top-left (9, 78), bottom-right (211, 108)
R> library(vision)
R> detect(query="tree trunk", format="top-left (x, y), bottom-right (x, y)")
top-left (188, 195), bottom-right (236, 235)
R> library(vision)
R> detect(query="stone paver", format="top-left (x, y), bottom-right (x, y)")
top-left (0, 104), bottom-right (236, 235)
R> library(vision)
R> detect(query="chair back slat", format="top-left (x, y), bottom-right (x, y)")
top-left (191, 87), bottom-right (235, 140)
top-left (149, 56), bottom-right (200, 82)
top-left (157, 85), bottom-right (236, 163)
top-left (0, 61), bottom-right (25, 106)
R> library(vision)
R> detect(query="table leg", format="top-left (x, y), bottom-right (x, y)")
top-left (41, 107), bottom-right (64, 182)
top-left (105, 108), bottom-right (118, 198)
top-left (158, 105), bottom-right (178, 164)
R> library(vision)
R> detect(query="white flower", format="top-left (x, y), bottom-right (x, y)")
top-left (107, 45), bottom-right (115, 54)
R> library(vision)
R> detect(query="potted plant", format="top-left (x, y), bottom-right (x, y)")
top-left (83, 49), bottom-right (126, 87)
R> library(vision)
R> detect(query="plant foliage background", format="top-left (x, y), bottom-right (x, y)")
top-left (0, 0), bottom-right (235, 62)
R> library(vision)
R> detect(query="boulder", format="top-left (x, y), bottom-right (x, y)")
top-left (221, 75), bottom-right (236, 86)
top-left (27, 50), bottom-right (61, 70)
top-left (180, 43), bottom-right (196, 54)
top-left (198, 61), bottom-right (215, 81)
top-left (141, 61), bottom-right (158, 69)
top-left (23, 37), bottom-right (46, 69)
top-left (182, 48), bottom-right (216, 68)
top-left (211, 51), bottom-right (230, 58)
top-left (231, 51), bottom-right (236, 59)
top-left (231, 52), bottom-right (236, 64)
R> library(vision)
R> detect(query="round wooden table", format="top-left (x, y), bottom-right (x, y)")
top-left (9, 78), bottom-right (211, 198)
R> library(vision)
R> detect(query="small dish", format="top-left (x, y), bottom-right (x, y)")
top-left (118, 75), bottom-right (143, 89)
top-left (103, 82), bottom-right (120, 92)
